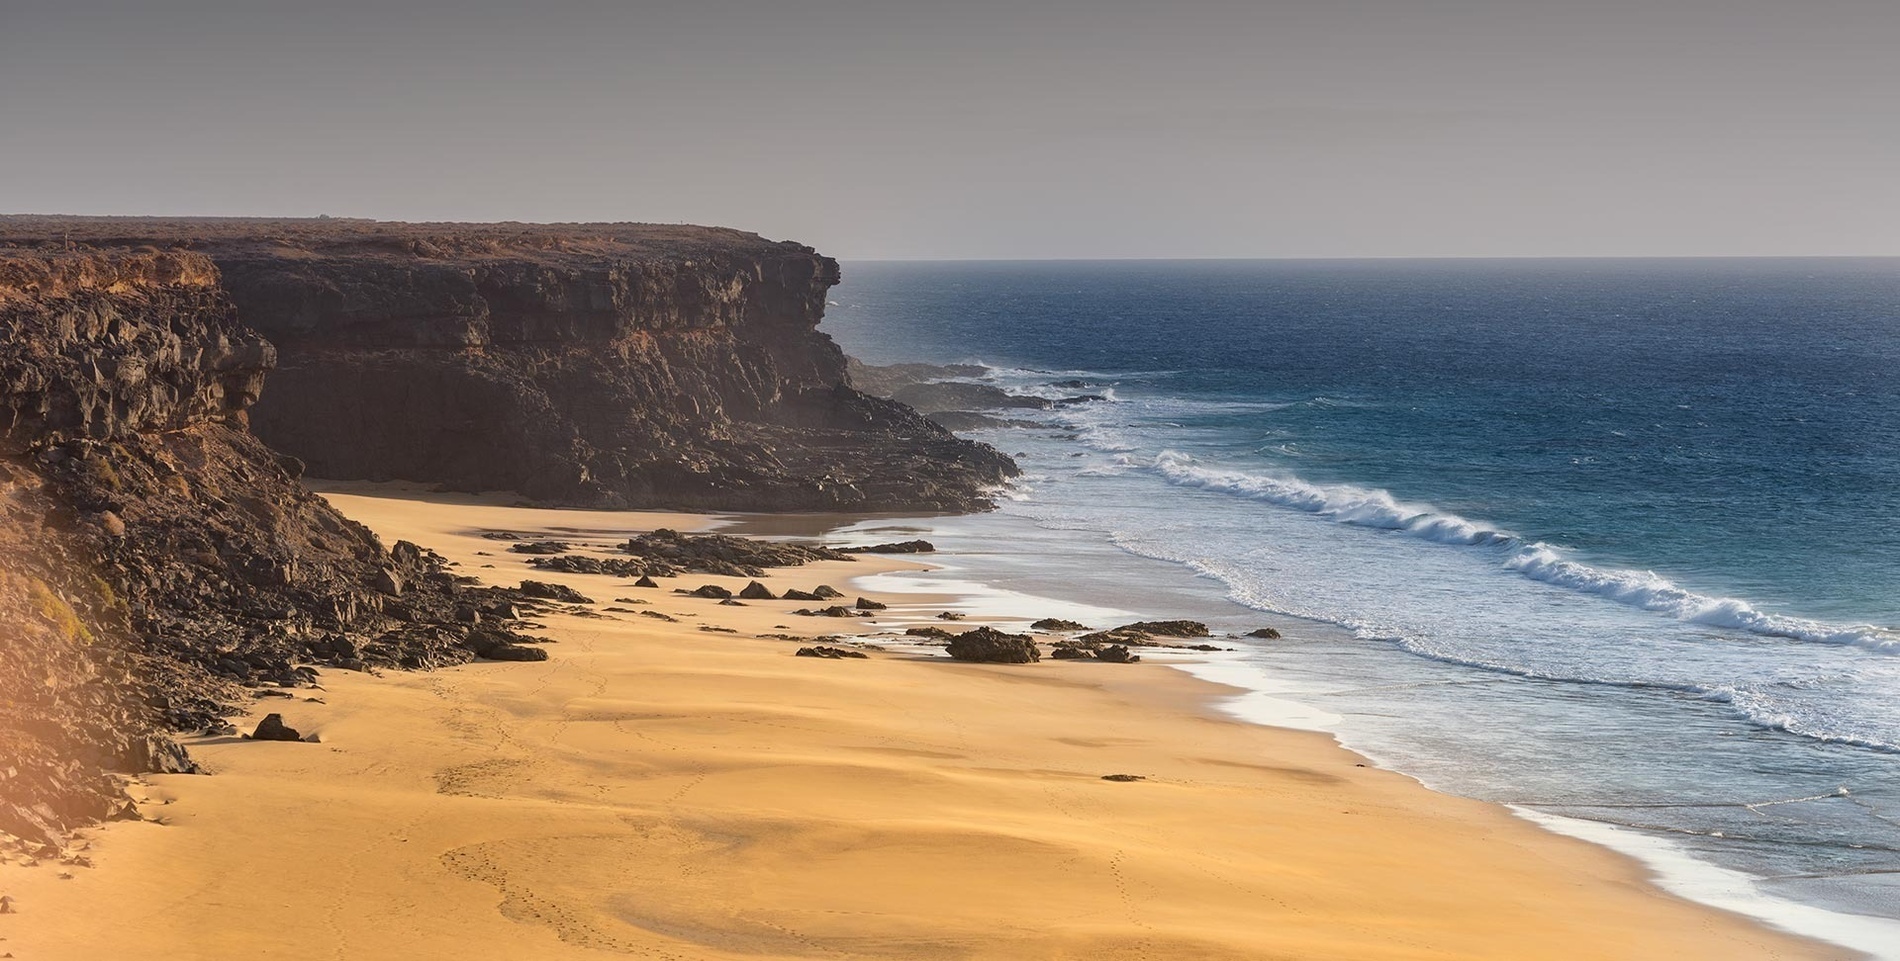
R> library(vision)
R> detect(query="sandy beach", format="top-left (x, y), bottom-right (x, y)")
top-left (0, 485), bottom-right (1837, 960)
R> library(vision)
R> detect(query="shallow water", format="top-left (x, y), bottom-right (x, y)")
top-left (820, 258), bottom-right (1900, 955)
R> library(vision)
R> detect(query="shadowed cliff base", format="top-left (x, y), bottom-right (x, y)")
top-left (0, 217), bottom-right (1019, 511)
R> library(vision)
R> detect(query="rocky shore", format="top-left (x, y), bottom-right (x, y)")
top-left (0, 222), bottom-right (1019, 850)
top-left (0, 217), bottom-right (1018, 512)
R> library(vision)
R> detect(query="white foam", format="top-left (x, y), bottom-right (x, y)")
top-left (1150, 451), bottom-right (1514, 546)
top-left (1507, 545), bottom-right (1898, 652)
top-left (1513, 807), bottom-right (1900, 960)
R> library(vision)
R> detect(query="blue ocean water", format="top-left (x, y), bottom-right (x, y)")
top-left (820, 259), bottom-right (1900, 948)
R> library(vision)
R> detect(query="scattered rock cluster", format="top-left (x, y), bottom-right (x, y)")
top-left (944, 627), bottom-right (1041, 664)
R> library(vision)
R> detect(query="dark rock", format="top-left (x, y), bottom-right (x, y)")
top-left (638, 610), bottom-right (679, 622)
top-left (796, 645), bottom-right (869, 659)
top-left (781, 588), bottom-right (822, 601)
top-left (812, 585), bottom-right (846, 599)
top-left (249, 714), bottom-right (304, 742)
top-left (792, 605), bottom-right (868, 618)
top-left (528, 555), bottom-right (650, 577)
top-left (1101, 774), bottom-right (1145, 782)
top-left (688, 584), bottom-right (733, 600)
top-left (1050, 643), bottom-right (1093, 660)
top-left (738, 580), bottom-right (777, 600)
top-left (508, 541), bottom-right (569, 555)
top-left (372, 568), bottom-right (406, 597)
top-left (944, 627), bottom-right (1040, 664)
top-left (1031, 618), bottom-right (1090, 632)
top-left (633, 575), bottom-right (660, 588)
top-left (482, 644), bottom-right (549, 662)
top-left (1115, 620), bottom-right (1209, 637)
top-left (842, 539), bottom-right (935, 554)
top-left (1245, 627), bottom-right (1283, 639)
top-left (936, 611), bottom-right (966, 621)
top-left (905, 626), bottom-right (953, 640)
top-left (855, 596), bottom-right (888, 611)
top-left (518, 580), bottom-right (594, 604)
top-left (1095, 645), bottom-right (1141, 664)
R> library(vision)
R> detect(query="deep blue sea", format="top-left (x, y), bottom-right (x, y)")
top-left (819, 259), bottom-right (1900, 954)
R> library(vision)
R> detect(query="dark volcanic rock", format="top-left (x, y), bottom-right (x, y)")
top-left (780, 588), bottom-right (822, 601)
top-left (0, 218), bottom-right (1019, 512)
top-left (795, 646), bottom-right (868, 659)
top-left (841, 539), bottom-right (935, 554)
top-left (527, 555), bottom-right (651, 577)
top-left (685, 584), bottom-right (734, 599)
top-left (855, 597), bottom-right (887, 611)
top-left (738, 580), bottom-right (776, 600)
top-left (518, 580), bottom-right (594, 604)
top-left (508, 541), bottom-right (569, 555)
top-left (812, 585), bottom-right (846, 600)
top-left (633, 575), bottom-right (660, 588)
top-left (944, 627), bottom-right (1040, 664)
top-left (1245, 627), bottom-right (1283, 639)
top-left (1095, 645), bottom-right (1141, 664)
top-left (249, 714), bottom-right (304, 742)
top-left (1116, 620), bottom-right (1210, 638)
top-left (1050, 643), bottom-right (1093, 660)
top-left (621, 528), bottom-right (852, 578)
top-left (0, 250), bottom-right (525, 841)
top-left (1031, 618), bottom-right (1091, 632)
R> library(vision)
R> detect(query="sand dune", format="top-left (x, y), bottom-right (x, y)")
top-left (1, 485), bottom-right (1832, 959)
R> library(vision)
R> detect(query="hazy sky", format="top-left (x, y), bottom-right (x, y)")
top-left (3, 1), bottom-right (1896, 258)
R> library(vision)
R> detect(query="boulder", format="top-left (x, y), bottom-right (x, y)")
top-left (1095, 645), bottom-right (1140, 664)
top-left (944, 627), bottom-right (1040, 664)
top-left (518, 580), bottom-right (594, 604)
top-left (738, 580), bottom-right (777, 600)
top-left (812, 585), bottom-right (846, 599)
top-left (1050, 643), bottom-right (1093, 660)
top-left (1245, 627), bottom-right (1283, 639)
top-left (248, 713), bottom-right (304, 742)
top-left (633, 575), bottom-right (660, 588)
top-left (688, 584), bottom-right (733, 599)
top-left (372, 567), bottom-right (405, 597)
top-left (905, 626), bottom-right (953, 640)
top-left (1031, 618), bottom-right (1090, 632)
top-left (1116, 620), bottom-right (1208, 637)
top-left (781, 588), bottom-right (822, 601)
top-left (795, 646), bottom-right (869, 659)
top-left (855, 596), bottom-right (888, 611)
top-left (841, 539), bottom-right (935, 554)
top-left (936, 611), bottom-right (966, 621)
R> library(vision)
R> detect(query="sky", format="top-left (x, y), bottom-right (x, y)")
top-left (2, 0), bottom-right (1897, 259)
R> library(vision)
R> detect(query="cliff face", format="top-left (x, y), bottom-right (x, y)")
top-left (0, 218), bottom-right (1018, 511)
top-left (0, 250), bottom-right (505, 844)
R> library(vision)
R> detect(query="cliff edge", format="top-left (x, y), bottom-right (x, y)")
top-left (0, 249), bottom-right (524, 843)
top-left (0, 217), bottom-right (1018, 511)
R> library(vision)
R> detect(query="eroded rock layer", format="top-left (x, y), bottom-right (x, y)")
top-left (0, 218), bottom-right (1018, 510)
top-left (0, 251), bottom-right (511, 842)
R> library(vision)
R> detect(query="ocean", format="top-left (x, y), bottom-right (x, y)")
top-left (818, 258), bottom-right (1900, 955)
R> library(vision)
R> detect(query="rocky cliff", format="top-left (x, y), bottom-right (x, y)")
top-left (0, 249), bottom-right (519, 844)
top-left (0, 217), bottom-right (1018, 511)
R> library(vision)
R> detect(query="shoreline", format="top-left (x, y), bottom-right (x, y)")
top-left (0, 483), bottom-right (1844, 959)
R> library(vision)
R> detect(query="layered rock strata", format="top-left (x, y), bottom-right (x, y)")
top-left (0, 250), bottom-right (517, 842)
top-left (0, 218), bottom-right (1019, 511)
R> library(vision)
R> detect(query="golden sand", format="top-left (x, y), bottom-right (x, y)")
top-left (0, 484), bottom-right (1833, 959)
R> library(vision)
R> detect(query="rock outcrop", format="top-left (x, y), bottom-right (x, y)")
top-left (0, 217), bottom-right (1019, 511)
top-left (0, 250), bottom-right (527, 843)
